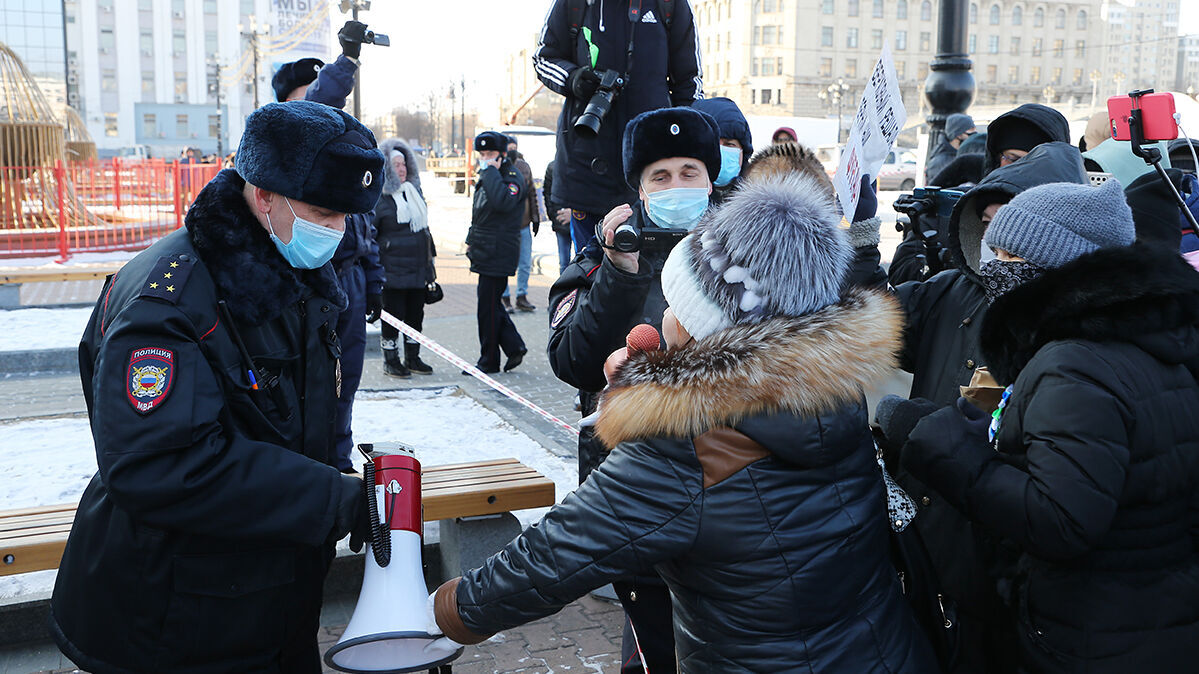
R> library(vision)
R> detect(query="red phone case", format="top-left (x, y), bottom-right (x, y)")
top-left (1108, 93), bottom-right (1179, 142)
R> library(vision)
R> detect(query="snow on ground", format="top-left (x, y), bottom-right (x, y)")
top-left (0, 308), bottom-right (94, 352)
top-left (0, 387), bottom-right (575, 599)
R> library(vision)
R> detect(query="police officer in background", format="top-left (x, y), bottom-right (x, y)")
top-left (466, 131), bottom-right (528, 373)
top-left (546, 106), bottom-right (722, 674)
top-left (272, 19), bottom-right (386, 473)
top-left (49, 101), bottom-right (379, 673)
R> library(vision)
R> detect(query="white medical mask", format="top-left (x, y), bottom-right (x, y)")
top-left (266, 198), bottom-right (343, 269)
top-left (644, 187), bottom-right (710, 230)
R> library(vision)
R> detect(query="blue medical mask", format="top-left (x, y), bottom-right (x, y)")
top-left (714, 146), bottom-right (742, 186)
top-left (266, 198), bottom-right (344, 269)
top-left (644, 187), bottom-right (710, 229)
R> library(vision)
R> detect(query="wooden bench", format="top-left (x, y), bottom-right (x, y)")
top-left (0, 458), bottom-right (556, 579)
top-left (0, 264), bottom-right (123, 308)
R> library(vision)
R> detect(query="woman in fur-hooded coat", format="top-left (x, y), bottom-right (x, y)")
top-left (430, 175), bottom-right (936, 672)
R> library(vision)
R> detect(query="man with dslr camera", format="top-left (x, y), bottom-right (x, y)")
top-left (546, 106), bottom-right (720, 674)
top-left (534, 0), bottom-right (703, 252)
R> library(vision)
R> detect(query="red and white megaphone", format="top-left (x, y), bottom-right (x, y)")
top-left (324, 444), bottom-right (462, 673)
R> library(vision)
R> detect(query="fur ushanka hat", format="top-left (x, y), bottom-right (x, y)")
top-left (271, 57), bottom-right (324, 102)
top-left (661, 172), bottom-right (852, 340)
top-left (622, 107), bottom-right (722, 190)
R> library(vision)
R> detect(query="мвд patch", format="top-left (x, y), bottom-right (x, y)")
top-left (127, 347), bottom-right (176, 414)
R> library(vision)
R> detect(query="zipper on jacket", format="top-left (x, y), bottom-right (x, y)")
top-left (938, 593), bottom-right (953, 628)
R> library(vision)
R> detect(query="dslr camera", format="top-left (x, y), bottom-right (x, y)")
top-left (596, 208), bottom-right (688, 254)
top-left (574, 69), bottom-right (625, 139)
top-left (893, 187), bottom-right (963, 277)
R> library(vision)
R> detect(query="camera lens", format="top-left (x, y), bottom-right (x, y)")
top-left (612, 223), bottom-right (640, 252)
top-left (574, 113), bottom-right (601, 138)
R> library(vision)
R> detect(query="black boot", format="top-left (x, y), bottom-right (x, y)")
top-left (501, 295), bottom-right (514, 313)
top-left (405, 342), bottom-right (433, 375)
top-left (516, 294), bottom-right (536, 312)
top-left (382, 340), bottom-right (410, 378)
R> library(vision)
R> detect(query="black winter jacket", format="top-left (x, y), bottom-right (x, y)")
top-left (374, 192), bottom-right (435, 290)
top-left (904, 245), bottom-right (1199, 672)
top-left (437, 291), bottom-right (936, 673)
top-left (983, 103), bottom-right (1070, 176)
top-left (544, 160), bottom-right (569, 235)
top-left (49, 170), bottom-right (349, 673)
top-left (534, 0), bottom-right (702, 215)
top-left (465, 161), bottom-right (525, 277)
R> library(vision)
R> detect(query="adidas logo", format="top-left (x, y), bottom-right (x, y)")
top-left (641, 10), bottom-right (658, 23)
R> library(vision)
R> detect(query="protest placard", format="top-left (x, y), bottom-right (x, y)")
top-left (832, 45), bottom-right (908, 219)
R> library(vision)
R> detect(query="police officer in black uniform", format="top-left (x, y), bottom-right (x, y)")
top-left (49, 101), bottom-right (381, 674)
top-left (546, 106), bottom-right (721, 674)
top-left (466, 131), bottom-right (527, 373)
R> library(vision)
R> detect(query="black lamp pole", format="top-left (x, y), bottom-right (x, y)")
top-left (923, 0), bottom-right (974, 166)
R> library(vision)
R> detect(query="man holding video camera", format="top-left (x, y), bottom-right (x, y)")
top-left (546, 106), bottom-right (719, 674)
top-left (534, 0), bottom-right (703, 252)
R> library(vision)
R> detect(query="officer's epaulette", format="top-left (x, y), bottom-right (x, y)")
top-left (138, 253), bottom-right (196, 304)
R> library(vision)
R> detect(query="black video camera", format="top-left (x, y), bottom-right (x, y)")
top-left (893, 187), bottom-right (963, 277)
top-left (596, 208), bottom-right (687, 254)
top-left (341, 21), bottom-right (390, 47)
top-left (574, 69), bottom-right (625, 139)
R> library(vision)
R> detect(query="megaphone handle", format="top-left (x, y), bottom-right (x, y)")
top-left (361, 460), bottom-right (392, 567)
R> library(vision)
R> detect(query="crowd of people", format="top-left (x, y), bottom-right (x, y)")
top-left (42, 2), bottom-right (1199, 673)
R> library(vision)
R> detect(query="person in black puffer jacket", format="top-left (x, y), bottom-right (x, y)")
top-left (374, 138), bottom-right (435, 377)
top-left (899, 178), bottom-right (1199, 672)
top-left (692, 96), bottom-right (752, 204)
top-left (431, 173), bottom-right (935, 672)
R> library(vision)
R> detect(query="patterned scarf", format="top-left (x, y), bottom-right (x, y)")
top-left (979, 259), bottom-right (1045, 304)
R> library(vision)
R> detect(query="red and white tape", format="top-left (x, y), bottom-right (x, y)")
top-left (380, 311), bottom-right (581, 437)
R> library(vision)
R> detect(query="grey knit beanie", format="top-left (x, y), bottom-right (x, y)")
top-left (984, 177), bottom-right (1135, 269)
top-left (945, 113), bottom-right (975, 141)
top-left (661, 172), bottom-right (851, 340)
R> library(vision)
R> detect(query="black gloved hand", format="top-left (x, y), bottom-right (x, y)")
top-left (955, 396), bottom-right (992, 440)
top-left (852, 174), bottom-right (878, 223)
top-left (874, 394), bottom-right (941, 454)
top-left (567, 66), bottom-right (601, 100)
top-left (330, 473), bottom-right (369, 552)
top-left (338, 20), bottom-right (368, 60)
top-left (365, 293), bottom-right (382, 324)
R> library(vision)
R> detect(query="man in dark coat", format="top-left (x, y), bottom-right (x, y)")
top-left (501, 135), bottom-right (541, 312)
top-left (467, 131), bottom-right (527, 373)
top-left (273, 19), bottom-right (386, 472)
top-left (49, 102), bottom-right (379, 673)
top-left (880, 141), bottom-right (1088, 674)
top-left (896, 179), bottom-right (1199, 672)
top-left (692, 96), bottom-right (752, 203)
top-left (534, 0), bottom-right (703, 252)
top-left (925, 112), bottom-right (976, 183)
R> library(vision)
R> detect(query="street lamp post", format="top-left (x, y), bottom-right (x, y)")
top-left (339, 0), bottom-right (372, 120)
top-left (818, 78), bottom-right (851, 143)
top-left (1042, 85), bottom-right (1056, 105)
top-left (1089, 69), bottom-right (1103, 110)
top-left (923, 0), bottom-right (974, 166)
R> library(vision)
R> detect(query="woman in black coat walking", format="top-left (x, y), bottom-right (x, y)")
top-left (895, 179), bottom-right (1199, 672)
top-left (374, 139), bottom-right (435, 376)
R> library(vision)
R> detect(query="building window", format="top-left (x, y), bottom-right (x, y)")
top-left (176, 114), bottom-right (189, 137)
top-left (1010, 37), bottom-right (1020, 55)
top-left (101, 68), bottom-right (117, 92)
top-left (203, 0), bottom-right (216, 13)
top-left (208, 114), bottom-right (220, 138)
top-left (138, 0), bottom-right (152, 10)
top-left (820, 57), bottom-right (833, 77)
top-left (752, 27), bottom-right (759, 45)
top-left (1052, 67), bottom-right (1062, 84)
top-left (1076, 9), bottom-right (1087, 30)
top-left (762, 59), bottom-right (776, 76)
top-left (872, 29), bottom-right (884, 50)
top-left (761, 88), bottom-right (773, 104)
top-left (763, 0), bottom-right (777, 12)
top-left (1008, 66), bottom-right (1019, 84)
top-left (918, 62), bottom-right (928, 79)
top-left (1053, 39), bottom-right (1064, 58)
top-left (172, 0), bottom-right (185, 15)
top-left (897, 0), bottom-right (907, 20)
top-left (873, 0), bottom-right (883, 18)
top-left (762, 25), bottom-right (777, 44)
top-left (822, 26), bottom-right (834, 47)
top-left (175, 72), bottom-right (187, 101)
top-left (141, 72), bottom-right (154, 95)
top-left (1075, 40), bottom-right (1085, 58)
top-left (1055, 8), bottom-right (1065, 29)
top-left (777, 57), bottom-right (784, 75)
top-left (752, 58), bottom-right (760, 76)
top-left (143, 113), bottom-right (157, 137)
top-left (105, 113), bottom-right (119, 137)
top-left (988, 35), bottom-right (999, 54)
top-left (1032, 38), bottom-right (1042, 57)
top-left (140, 29), bottom-right (154, 53)
top-left (205, 31), bottom-right (218, 56)
top-left (1034, 7), bottom-right (1044, 27)
top-left (1030, 65), bottom-right (1040, 84)
top-left (173, 30), bottom-right (187, 55)
top-left (848, 0), bottom-right (859, 17)
top-left (1072, 68), bottom-right (1083, 85)
top-left (895, 60), bottom-right (906, 79)
top-left (920, 0), bottom-right (931, 21)
top-left (896, 30), bottom-right (907, 51)
top-left (968, 34), bottom-right (976, 53)
top-left (99, 27), bottom-right (115, 52)
top-left (822, 0), bottom-right (834, 14)
top-left (1012, 5), bottom-right (1022, 25)
top-left (751, 90), bottom-right (756, 104)
top-left (847, 28), bottom-right (858, 48)
top-left (920, 31), bottom-right (930, 51)
top-left (989, 4), bottom-right (1000, 24)
top-left (846, 58), bottom-right (857, 78)
top-left (986, 65), bottom-right (997, 83)
top-left (969, 3), bottom-right (977, 24)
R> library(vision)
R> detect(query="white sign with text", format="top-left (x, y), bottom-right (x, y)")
top-left (833, 45), bottom-right (908, 219)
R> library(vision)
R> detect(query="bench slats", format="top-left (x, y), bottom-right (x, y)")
top-left (1, 458), bottom-right (556, 577)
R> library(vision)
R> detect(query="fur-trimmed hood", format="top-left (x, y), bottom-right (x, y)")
top-left (379, 137), bottom-right (422, 195)
top-left (595, 289), bottom-right (903, 448)
top-left (185, 169), bottom-right (347, 324)
top-left (981, 243), bottom-right (1199, 385)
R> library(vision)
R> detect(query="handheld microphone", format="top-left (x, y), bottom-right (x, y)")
top-left (626, 323), bottom-right (661, 354)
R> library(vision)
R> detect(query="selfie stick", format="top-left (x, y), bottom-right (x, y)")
top-left (1126, 89), bottom-right (1199, 231)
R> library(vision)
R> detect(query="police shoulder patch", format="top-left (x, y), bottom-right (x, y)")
top-left (139, 254), bottom-right (195, 304)
top-left (507, 182), bottom-right (520, 196)
top-left (551, 289), bottom-right (579, 329)
top-left (127, 347), bottom-right (176, 414)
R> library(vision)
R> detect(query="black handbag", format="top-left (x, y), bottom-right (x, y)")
top-left (424, 281), bottom-right (443, 304)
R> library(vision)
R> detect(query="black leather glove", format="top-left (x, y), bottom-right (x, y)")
top-left (852, 174), bottom-right (878, 223)
top-left (338, 20), bottom-right (368, 60)
top-left (330, 473), bottom-right (368, 552)
top-left (365, 293), bottom-right (382, 324)
top-left (567, 66), bottom-right (601, 100)
top-left (874, 395), bottom-right (941, 454)
top-left (955, 396), bottom-right (992, 440)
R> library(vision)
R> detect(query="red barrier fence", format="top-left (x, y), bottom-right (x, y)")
top-left (0, 158), bottom-right (222, 260)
